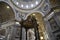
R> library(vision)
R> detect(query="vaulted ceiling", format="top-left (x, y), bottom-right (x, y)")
top-left (0, 2), bottom-right (15, 23)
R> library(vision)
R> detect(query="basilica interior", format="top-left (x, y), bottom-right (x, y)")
top-left (0, 0), bottom-right (60, 40)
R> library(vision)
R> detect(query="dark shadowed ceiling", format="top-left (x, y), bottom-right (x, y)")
top-left (50, 0), bottom-right (60, 7)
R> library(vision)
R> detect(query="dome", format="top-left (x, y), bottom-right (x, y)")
top-left (10, 0), bottom-right (43, 10)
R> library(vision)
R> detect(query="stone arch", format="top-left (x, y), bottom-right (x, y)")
top-left (0, 1), bottom-right (15, 23)
top-left (25, 12), bottom-right (45, 40)
top-left (25, 11), bottom-right (45, 20)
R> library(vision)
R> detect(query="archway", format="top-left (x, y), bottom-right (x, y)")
top-left (0, 1), bottom-right (15, 23)
top-left (0, 1), bottom-right (15, 40)
top-left (25, 12), bottom-right (45, 40)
